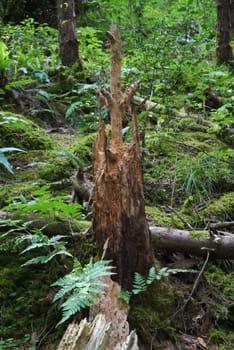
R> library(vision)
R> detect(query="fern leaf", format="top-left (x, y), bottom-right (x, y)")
top-left (53, 259), bottom-right (115, 326)
top-left (56, 294), bottom-right (86, 326)
top-left (65, 101), bottom-right (83, 119)
top-left (119, 290), bottom-right (132, 305)
top-left (49, 235), bottom-right (68, 244)
top-left (21, 255), bottom-right (49, 266)
top-left (132, 272), bottom-right (147, 294)
top-left (20, 242), bottom-right (48, 254)
top-left (146, 266), bottom-right (158, 284)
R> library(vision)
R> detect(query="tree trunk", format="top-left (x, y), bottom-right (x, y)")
top-left (57, 0), bottom-right (81, 68)
top-left (92, 25), bottom-right (153, 290)
top-left (151, 226), bottom-right (234, 259)
top-left (216, 0), bottom-right (233, 65)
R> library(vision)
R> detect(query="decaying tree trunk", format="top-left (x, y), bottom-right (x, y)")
top-left (57, 0), bottom-right (82, 68)
top-left (151, 226), bottom-right (234, 259)
top-left (216, 0), bottom-right (233, 65)
top-left (57, 276), bottom-right (139, 350)
top-left (92, 25), bottom-right (153, 290)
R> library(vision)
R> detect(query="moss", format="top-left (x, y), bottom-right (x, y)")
top-left (145, 206), bottom-right (185, 229)
top-left (189, 230), bottom-right (209, 239)
top-left (205, 265), bottom-right (234, 349)
top-left (203, 192), bottom-right (234, 221)
top-left (0, 248), bottom-right (66, 347)
top-left (71, 132), bottom-right (97, 164)
top-left (209, 328), bottom-right (234, 350)
top-left (0, 181), bottom-right (49, 207)
top-left (128, 280), bottom-right (178, 348)
top-left (0, 111), bottom-right (53, 150)
top-left (36, 150), bottom-right (74, 181)
top-left (178, 131), bottom-right (219, 153)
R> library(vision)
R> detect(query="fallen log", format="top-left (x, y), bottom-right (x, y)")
top-left (150, 226), bottom-right (234, 259)
top-left (1, 211), bottom-right (234, 259)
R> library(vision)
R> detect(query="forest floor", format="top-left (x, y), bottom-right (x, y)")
top-left (0, 97), bottom-right (234, 349)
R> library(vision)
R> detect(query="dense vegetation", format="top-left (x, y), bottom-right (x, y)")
top-left (0, 0), bottom-right (234, 349)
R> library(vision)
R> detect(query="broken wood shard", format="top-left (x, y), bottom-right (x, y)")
top-left (57, 314), bottom-right (139, 350)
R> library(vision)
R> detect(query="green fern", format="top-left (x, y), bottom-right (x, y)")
top-left (18, 231), bottom-right (73, 266)
top-left (21, 249), bottom-right (73, 266)
top-left (65, 101), bottom-right (83, 120)
top-left (3, 197), bottom-right (82, 220)
top-left (61, 150), bottom-right (85, 170)
top-left (120, 266), bottom-right (196, 303)
top-left (132, 272), bottom-right (147, 294)
top-left (52, 259), bottom-right (115, 326)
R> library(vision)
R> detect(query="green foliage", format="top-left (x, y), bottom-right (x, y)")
top-left (120, 266), bottom-right (196, 303)
top-left (18, 231), bottom-right (73, 266)
top-left (61, 150), bottom-right (86, 170)
top-left (64, 83), bottom-right (101, 130)
top-left (0, 146), bottom-right (26, 173)
top-left (52, 259), bottom-right (115, 326)
top-left (0, 40), bottom-right (10, 69)
top-left (3, 188), bottom-right (82, 221)
top-left (0, 112), bottom-right (53, 150)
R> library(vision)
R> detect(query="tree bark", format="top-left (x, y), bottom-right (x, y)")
top-left (216, 0), bottom-right (233, 65)
top-left (92, 25), bottom-right (153, 290)
top-left (151, 226), bottom-right (234, 259)
top-left (57, 0), bottom-right (81, 68)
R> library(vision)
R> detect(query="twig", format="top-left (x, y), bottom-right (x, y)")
top-left (168, 206), bottom-right (193, 230)
top-left (182, 248), bottom-right (211, 310)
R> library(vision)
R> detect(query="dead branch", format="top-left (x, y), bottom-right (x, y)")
top-left (150, 226), bottom-right (234, 259)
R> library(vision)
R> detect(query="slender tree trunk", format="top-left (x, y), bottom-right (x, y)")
top-left (92, 25), bottom-right (153, 290)
top-left (57, 0), bottom-right (82, 68)
top-left (216, 0), bottom-right (233, 65)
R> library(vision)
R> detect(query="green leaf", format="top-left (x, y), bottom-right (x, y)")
top-left (52, 259), bottom-right (115, 326)
top-left (0, 152), bottom-right (13, 173)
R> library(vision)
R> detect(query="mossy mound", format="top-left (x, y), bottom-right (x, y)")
top-left (128, 279), bottom-right (178, 348)
top-left (0, 111), bottom-right (53, 150)
top-left (202, 192), bottom-right (234, 222)
top-left (71, 132), bottom-right (97, 165)
top-left (37, 153), bottom-right (73, 182)
top-left (145, 206), bottom-right (185, 229)
top-left (0, 251), bottom-right (66, 349)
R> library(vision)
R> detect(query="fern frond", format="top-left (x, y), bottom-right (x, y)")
top-left (52, 259), bottom-right (115, 326)
top-left (21, 255), bottom-right (50, 266)
top-left (132, 272), bottom-right (147, 294)
top-left (65, 101), bottom-right (83, 119)
top-left (61, 150), bottom-right (85, 170)
top-left (146, 266), bottom-right (158, 284)
top-left (119, 290), bottom-right (132, 305)
top-left (20, 242), bottom-right (48, 254)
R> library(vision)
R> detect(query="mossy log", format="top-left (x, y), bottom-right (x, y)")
top-left (151, 226), bottom-right (234, 259)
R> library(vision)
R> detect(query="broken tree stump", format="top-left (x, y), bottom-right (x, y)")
top-left (92, 25), bottom-right (153, 290)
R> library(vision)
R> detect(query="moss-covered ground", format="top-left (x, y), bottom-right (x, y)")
top-left (0, 105), bottom-right (233, 349)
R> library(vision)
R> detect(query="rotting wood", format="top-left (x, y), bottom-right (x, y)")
top-left (57, 276), bottom-right (139, 350)
top-left (92, 24), bottom-right (153, 290)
